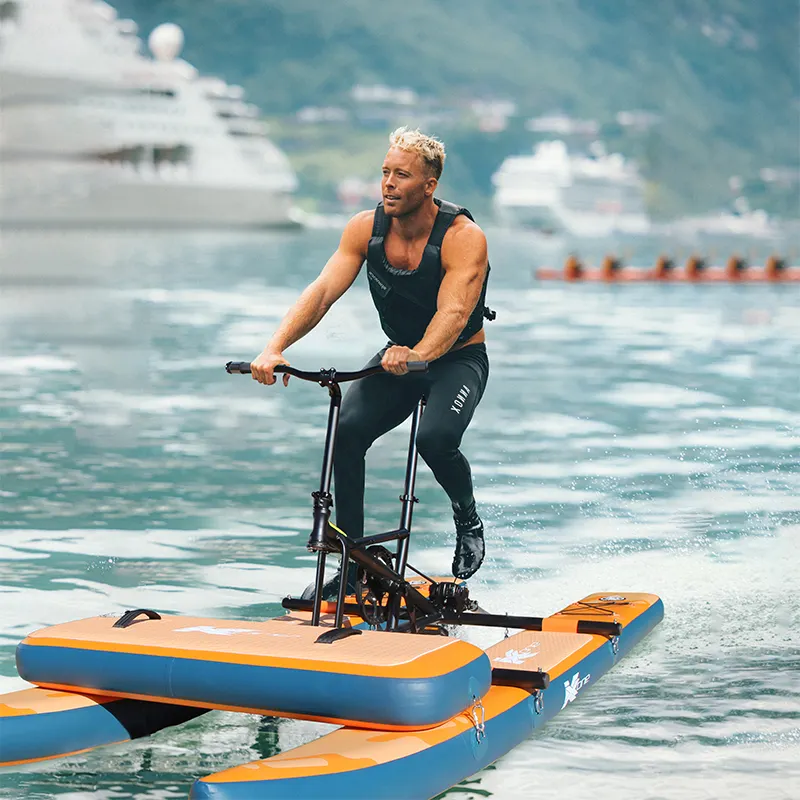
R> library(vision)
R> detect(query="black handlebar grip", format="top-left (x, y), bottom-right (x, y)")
top-left (407, 361), bottom-right (429, 373)
top-left (225, 362), bottom-right (252, 374)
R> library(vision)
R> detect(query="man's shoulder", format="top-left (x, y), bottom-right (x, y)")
top-left (352, 207), bottom-right (378, 224)
top-left (445, 212), bottom-right (486, 242)
top-left (440, 211), bottom-right (487, 267)
top-left (341, 208), bottom-right (377, 240)
top-left (349, 208), bottom-right (379, 232)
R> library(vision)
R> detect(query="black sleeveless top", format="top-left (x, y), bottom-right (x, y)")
top-left (365, 198), bottom-right (494, 348)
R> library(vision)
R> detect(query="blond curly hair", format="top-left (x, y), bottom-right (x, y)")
top-left (388, 126), bottom-right (446, 179)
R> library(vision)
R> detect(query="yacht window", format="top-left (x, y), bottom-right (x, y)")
top-left (136, 88), bottom-right (177, 98)
top-left (0, 1), bottom-right (18, 22)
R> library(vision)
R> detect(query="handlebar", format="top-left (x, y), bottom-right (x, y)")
top-left (225, 361), bottom-right (428, 383)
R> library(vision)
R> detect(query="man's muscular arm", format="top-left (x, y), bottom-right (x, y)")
top-left (414, 220), bottom-right (488, 362)
top-left (251, 210), bottom-right (372, 385)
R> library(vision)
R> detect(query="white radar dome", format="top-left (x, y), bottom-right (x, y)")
top-left (148, 23), bottom-right (184, 62)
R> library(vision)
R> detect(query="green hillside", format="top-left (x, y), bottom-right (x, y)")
top-left (114, 0), bottom-right (800, 218)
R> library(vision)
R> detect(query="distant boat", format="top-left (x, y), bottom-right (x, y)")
top-left (0, 0), bottom-right (300, 228)
top-left (491, 140), bottom-right (650, 238)
top-left (667, 198), bottom-right (779, 239)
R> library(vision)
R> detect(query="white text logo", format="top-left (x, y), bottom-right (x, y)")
top-left (560, 672), bottom-right (591, 708)
top-left (451, 384), bottom-right (471, 414)
top-left (493, 643), bottom-right (540, 665)
top-left (175, 626), bottom-right (261, 636)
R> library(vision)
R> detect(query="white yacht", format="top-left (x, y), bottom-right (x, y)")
top-left (0, 0), bottom-right (299, 228)
top-left (491, 140), bottom-right (650, 237)
top-left (667, 197), bottom-right (779, 240)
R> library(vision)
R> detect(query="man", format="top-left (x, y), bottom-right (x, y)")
top-left (250, 127), bottom-right (492, 590)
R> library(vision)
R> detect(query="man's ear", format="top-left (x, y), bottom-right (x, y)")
top-left (424, 177), bottom-right (438, 198)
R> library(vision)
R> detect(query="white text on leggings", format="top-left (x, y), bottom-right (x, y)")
top-left (450, 384), bottom-right (471, 414)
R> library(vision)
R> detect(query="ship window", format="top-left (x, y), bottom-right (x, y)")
top-left (95, 145), bottom-right (192, 172)
top-left (136, 88), bottom-right (177, 98)
top-left (0, 0), bottom-right (18, 22)
top-left (154, 144), bottom-right (191, 167)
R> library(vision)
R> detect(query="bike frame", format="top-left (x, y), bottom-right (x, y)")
top-left (304, 374), bottom-right (433, 631)
top-left (226, 361), bottom-right (624, 643)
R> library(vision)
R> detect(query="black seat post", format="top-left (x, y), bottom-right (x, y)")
top-left (395, 397), bottom-right (425, 579)
top-left (384, 397), bottom-right (425, 631)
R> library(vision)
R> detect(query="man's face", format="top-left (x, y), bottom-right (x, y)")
top-left (381, 148), bottom-right (436, 217)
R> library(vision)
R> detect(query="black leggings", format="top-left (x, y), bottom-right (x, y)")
top-left (333, 343), bottom-right (489, 538)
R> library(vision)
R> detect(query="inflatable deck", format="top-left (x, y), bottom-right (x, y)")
top-left (535, 254), bottom-right (800, 282)
top-left (16, 611), bottom-right (491, 730)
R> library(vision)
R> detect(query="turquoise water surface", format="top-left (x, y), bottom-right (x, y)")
top-left (0, 228), bottom-right (798, 799)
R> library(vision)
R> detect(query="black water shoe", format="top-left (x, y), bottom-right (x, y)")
top-left (300, 561), bottom-right (359, 602)
top-left (451, 502), bottom-right (485, 580)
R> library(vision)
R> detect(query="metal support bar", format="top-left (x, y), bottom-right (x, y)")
top-left (283, 597), bottom-right (364, 616)
top-left (394, 612), bottom-right (444, 633)
top-left (310, 550), bottom-right (327, 626)
top-left (387, 397), bottom-right (425, 631)
top-left (396, 398), bottom-right (425, 579)
top-left (439, 611), bottom-right (622, 637)
top-left (351, 529), bottom-right (410, 548)
top-left (333, 540), bottom-right (352, 630)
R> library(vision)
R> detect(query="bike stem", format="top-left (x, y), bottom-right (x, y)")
top-left (308, 381), bottom-right (342, 625)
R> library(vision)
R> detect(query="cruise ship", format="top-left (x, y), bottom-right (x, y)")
top-left (0, 0), bottom-right (299, 228)
top-left (491, 140), bottom-right (650, 237)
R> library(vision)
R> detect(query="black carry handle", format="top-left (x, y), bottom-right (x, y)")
top-left (225, 361), bottom-right (428, 382)
top-left (112, 609), bottom-right (162, 629)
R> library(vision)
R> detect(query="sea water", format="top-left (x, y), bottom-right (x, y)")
top-left (0, 227), bottom-right (798, 799)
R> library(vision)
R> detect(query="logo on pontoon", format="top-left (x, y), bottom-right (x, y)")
top-left (493, 643), bottom-right (540, 665)
top-left (175, 625), bottom-right (302, 638)
top-left (598, 595), bottom-right (626, 601)
top-left (560, 672), bottom-right (591, 709)
top-left (175, 626), bottom-right (261, 637)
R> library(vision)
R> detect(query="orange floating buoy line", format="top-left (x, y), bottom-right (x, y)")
top-left (536, 254), bottom-right (800, 283)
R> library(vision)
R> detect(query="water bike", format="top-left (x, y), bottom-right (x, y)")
top-left (1, 361), bottom-right (664, 799)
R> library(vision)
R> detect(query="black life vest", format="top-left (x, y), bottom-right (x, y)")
top-left (365, 198), bottom-right (494, 348)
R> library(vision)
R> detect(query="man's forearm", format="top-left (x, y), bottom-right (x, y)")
top-left (413, 308), bottom-right (469, 361)
top-left (266, 283), bottom-right (330, 353)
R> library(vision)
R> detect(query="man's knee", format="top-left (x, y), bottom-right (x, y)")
top-left (336, 409), bottom-right (371, 456)
top-left (416, 426), bottom-right (460, 460)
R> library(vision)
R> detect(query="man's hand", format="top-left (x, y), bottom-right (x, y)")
top-left (251, 350), bottom-right (290, 386)
top-left (381, 345), bottom-right (422, 376)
